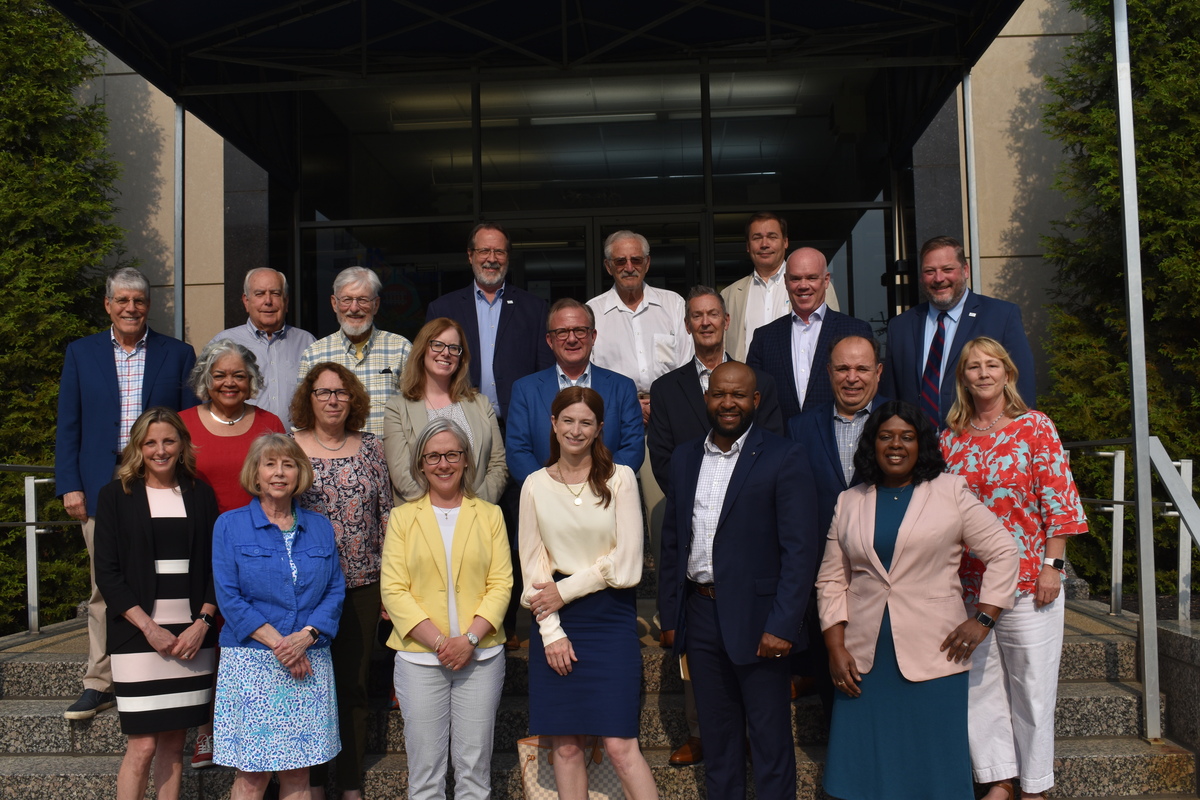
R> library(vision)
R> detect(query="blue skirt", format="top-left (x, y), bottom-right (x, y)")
top-left (823, 609), bottom-right (973, 800)
top-left (528, 583), bottom-right (640, 737)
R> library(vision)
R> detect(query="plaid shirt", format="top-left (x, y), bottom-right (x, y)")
top-left (298, 327), bottom-right (412, 436)
top-left (112, 327), bottom-right (149, 450)
top-left (832, 406), bottom-right (871, 486)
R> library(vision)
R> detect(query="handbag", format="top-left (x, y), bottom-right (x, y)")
top-left (517, 735), bottom-right (624, 799)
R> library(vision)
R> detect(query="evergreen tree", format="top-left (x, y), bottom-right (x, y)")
top-left (1042, 0), bottom-right (1200, 591)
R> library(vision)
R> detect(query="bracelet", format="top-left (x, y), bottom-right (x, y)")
top-left (434, 634), bottom-right (446, 650)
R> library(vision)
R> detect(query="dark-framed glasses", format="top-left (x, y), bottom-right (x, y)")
top-left (421, 450), bottom-right (465, 466)
top-left (549, 326), bottom-right (592, 341)
top-left (312, 388), bottom-right (351, 402)
top-left (429, 339), bottom-right (464, 356)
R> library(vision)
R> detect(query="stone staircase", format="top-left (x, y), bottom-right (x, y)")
top-left (0, 597), bottom-right (1194, 799)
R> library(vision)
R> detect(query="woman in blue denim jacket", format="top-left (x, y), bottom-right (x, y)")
top-left (211, 433), bottom-right (346, 800)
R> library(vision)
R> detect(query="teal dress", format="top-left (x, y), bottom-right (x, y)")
top-left (823, 483), bottom-right (973, 800)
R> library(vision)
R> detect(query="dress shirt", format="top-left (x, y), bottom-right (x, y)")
top-left (112, 327), bottom-right (148, 450)
top-left (298, 327), bottom-right (412, 436)
top-left (556, 362), bottom-right (592, 389)
top-left (920, 289), bottom-right (970, 388)
top-left (209, 320), bottom-right (315, 430)
top-left (832, 406), bottom-right (871, 485)
top-left (743, 264), bottom-right (786, 354)
top-left (473, 283), bottom-right (504, 416)
top-left (789, 304), bottom-right (827, 409)
top-left (588, 284), bottom-right (694, 393)
top-left (694, 353), bottom-right (729, 393)
top-left (686, 426), bottom-right (751, 584)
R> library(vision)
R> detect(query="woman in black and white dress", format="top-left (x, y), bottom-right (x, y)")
top-left (94, 407), bottom-right (219, 800)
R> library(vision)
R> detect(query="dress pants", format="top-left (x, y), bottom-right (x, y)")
top-left (81, 517), bottom-right (113, 691)
top-left (686, 591), bottom-right (795, 800)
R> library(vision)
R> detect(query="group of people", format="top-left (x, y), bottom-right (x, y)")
top-left (54, 217), bottom-right (1083, 800)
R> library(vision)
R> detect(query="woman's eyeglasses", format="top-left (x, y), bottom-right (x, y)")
top-left (421, 450), bottom-right (465, 465)
top-left (429, 340), bottom-right (464, 357)
top-left (312, 388), bottom-right (351, 402)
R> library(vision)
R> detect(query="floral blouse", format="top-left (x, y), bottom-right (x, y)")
top-left (940, 410), bottom-right (1088, 603)
top-left (295, 432), bottom-right (394, 588)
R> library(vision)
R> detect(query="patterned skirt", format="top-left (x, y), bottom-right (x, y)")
top-left (212, 645), bottom-right (341, 772)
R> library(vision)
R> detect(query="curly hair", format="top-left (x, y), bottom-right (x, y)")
top-left (118, 407), bottom-right (197, 493)
top-left (289, 362), bottom-right (371, 432)
top-left (547, 386), bottom-right (615, 508)
top-left (852, 400), bottom-right (945, 486)
top-left (188, 339), bottom-right (265, 401)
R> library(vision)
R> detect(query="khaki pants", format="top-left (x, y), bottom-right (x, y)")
top-left (81, 516), bottom-right (113, 692)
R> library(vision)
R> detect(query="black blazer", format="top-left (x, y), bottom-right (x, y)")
top-left (93, 475), bottom-right (219, 653)
top-left (426, 282), bottom-right (554, 420)
top-left (646, 358), bottom-right (784, 493)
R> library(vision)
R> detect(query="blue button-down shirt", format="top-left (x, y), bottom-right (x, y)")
top-left (920, 289), bottom-right (971, 389)
top-left (209, 320), bottom-right (316, 431)
top-left (474, 283), bottom-right (505, 416)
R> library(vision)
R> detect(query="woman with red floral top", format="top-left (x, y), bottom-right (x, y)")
top-left (941, 337), bottom-right (1088, 800)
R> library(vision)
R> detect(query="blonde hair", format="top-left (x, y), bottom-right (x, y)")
top-left (118, 408), bottom-right (197, 493)
top-left (945, 336), bottom-right (1030, 434)
top-left (400, 318), bottom-right (476, 403)
top-left (238, 433), bottom-right (314, 498)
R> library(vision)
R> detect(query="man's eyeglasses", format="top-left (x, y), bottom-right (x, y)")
top-left (312, 388), bottom-right (351, 402)
top-left (608, 256), bottom-right (646, 268)
top-left (335, 295), bottom-right (376, 309)
top-left (421, 450), bottom-right (465, 466)
top-left (472, 247), bottom-right (509, 260)
top-left (549, 326), bottom-right (592, 341)
top-left (429, 339), bottom-right (464, 357)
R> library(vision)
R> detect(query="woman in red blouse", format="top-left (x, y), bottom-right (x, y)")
top-left (941, 336), bottom-right (1088, 800)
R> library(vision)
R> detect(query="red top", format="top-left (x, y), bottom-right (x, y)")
top-left (181, 406), bottom-right (286, 514)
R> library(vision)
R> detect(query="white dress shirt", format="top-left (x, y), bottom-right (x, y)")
top-left (743, 264), bottom-right (787, 355)
top-left (686, 426), bottom-right (751, 584)
top-left (588, 284), bottom-right (694, 394)
top-left (790, 303), bottom-right (828, 409)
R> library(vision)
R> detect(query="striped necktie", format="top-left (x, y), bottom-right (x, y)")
top-left (920, 311), bottom-right (949, 428)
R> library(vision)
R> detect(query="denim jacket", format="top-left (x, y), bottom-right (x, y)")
top-left (213, 498), bottom-right (346, 649)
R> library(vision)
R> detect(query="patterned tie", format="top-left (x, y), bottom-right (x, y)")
top-left (920, 311), bottom-right (948, 428)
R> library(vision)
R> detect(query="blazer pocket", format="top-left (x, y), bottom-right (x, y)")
top-left (924, 593), bottom-right (963, 604)
top-left (754, 577), bottom-right (778, 596)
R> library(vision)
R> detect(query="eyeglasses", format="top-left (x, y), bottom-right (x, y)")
top-left (472, 247), bottom-right (509, 260)
top-left (549, 326), bottom-right (592, 341)
top-left (335, 295), bottom-right (377, 308)
top-left (608, 256), bottom-right (646, 268)
top-left (429, 339), bottom-right (464, 357)
top-left (421, 450), bottom-right (465, 466)
top-left (312, 388), bottom-right (351, 402)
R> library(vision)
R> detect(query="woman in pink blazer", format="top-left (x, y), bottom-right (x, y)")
top-left (816, 400), bottom-right (1019, 800)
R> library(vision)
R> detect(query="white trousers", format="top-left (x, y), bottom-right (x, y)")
top-left (392, 653), bottom-right (505, 800)
top-left (968, 591), bottom-right (1064, 793)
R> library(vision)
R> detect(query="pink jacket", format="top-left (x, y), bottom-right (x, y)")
top-left (816, 472), bottom-right (1018, 682)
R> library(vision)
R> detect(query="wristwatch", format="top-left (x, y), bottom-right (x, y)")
top-left (1043, 557), bottom-right (1065, 571)
top-left (305, 626), bottom-right (320, 642)
top-left (195, 613), bottom-right (215, 628)
top-left (465, 632), bottom-right (479, 647)
top-left (974, 611), bottom-right (996, 629)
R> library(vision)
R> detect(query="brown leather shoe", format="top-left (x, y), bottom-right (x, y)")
top-left (669, 737), bottom-right (703, 766)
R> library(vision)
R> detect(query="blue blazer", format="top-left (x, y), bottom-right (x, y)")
top-left (55, 328), bottom-right (199, 517)
top-left (426, 282), bottom-right (554, 421)
top-left (745, 310), bottom-right (873, 422)
top-left (880, 291), bottom-right (1036, 423)
top-left (657, 425), bottom-right (820, 665)
top-left (786, 396), bottom-right (889, 544)
top-left (505, 364), bottom-right (645, 484)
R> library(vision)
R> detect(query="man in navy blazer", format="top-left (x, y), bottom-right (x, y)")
top-left (881, 235), bottom-right (1036, 426)
top-left (425, 223), bottom-right (553, 423)
top-left (659, 362), bottom-right (819, 800)
top-left (55, 267), bottom-right (198, 720)
top-left (746, 247), bottom-right (873, 422)
top-left (506, 298), bottom-right (644, 484)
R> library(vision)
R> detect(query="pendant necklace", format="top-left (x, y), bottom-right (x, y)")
top-left (556, 465), bottom-right (586, 506)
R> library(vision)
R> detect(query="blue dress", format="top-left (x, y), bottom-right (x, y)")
top-left (823, 483), bottom-right (973, 800)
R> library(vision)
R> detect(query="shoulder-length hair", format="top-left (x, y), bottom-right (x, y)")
top-left (239, 433), bottom-right (314, 498)
top-left (400, 317), bottom-right (477, 403)
top-left (547, 387), bottom-right (615, 508)
top-left (289, 362), bottom-right (371, 432)
top-left (853, 400), bottom-right (945, 487)
top-left (188, 339), bottom-right (265, 400)
top-left (408, 418), bottom-right (478, 500)
top-left (945, 336), bottom-right (1030, 435)
top-left (118, 407), bottom-right (197, 493)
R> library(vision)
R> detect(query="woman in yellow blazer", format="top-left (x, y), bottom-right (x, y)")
top-left (816, 401), bottom-right (1018, 800)
top-left (380, 417), bottom-right (513, 800)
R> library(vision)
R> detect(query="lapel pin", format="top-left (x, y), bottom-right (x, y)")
top-left (969, 312), bottom-right (977, 318)
top-left (507, 300), bottom-right (513, 304)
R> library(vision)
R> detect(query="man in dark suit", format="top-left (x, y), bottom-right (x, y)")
top-left (746, 247), bottom-right (873, 422)
top-left (645, 285), bottom-right (783, 767)
top-left (880, 235), bottom-right (1036, 428)
top-left (659, 362), bottom-right (819, 800)
top-left (55, 267), bottom-right (198, 720)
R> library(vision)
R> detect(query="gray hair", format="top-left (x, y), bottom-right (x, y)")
top-left (189, 339), bottom-right (266, 400)
top-left (686, 284), bottom-right (727, 316)
top-left (106, 267), bottom-right (150, 300)
top-left (243, 267), bottom-right (289, 298)
top-left (409, 418), bottom-right (477, 500)
top-left (332, 266), bottom-right (382, 298)
top-left (603, 230), bottom-right (650, 261)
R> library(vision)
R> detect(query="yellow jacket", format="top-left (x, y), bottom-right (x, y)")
top-left (381, 493), bottom-right (512, 652)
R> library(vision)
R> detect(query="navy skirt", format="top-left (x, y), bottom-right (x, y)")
top-left (528, 580), bottom-right (640, 737)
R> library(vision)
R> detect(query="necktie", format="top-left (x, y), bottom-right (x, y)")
top-left (920, 311), bottom-right (948, 428)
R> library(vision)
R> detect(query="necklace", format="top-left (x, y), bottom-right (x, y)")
top-left (969, 412), bottom-right (1005, 432)
top-left (556, 464), bottom-right (587, 506)
top-left (315, 431), bottom-right (348, 452)
top-left (208, 404), bottom-right (246, 426)
top-left (886, 483), bottom-right (914, 501)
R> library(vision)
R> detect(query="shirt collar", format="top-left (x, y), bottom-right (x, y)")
top-left (703, 424), bottom-right (752, 456)
top-left (246, 318), bottom-right (289, 340)
top-left (556, 361), bottom-right (592, 386)
top-left (338, 327), bottom-right (376, 354)
top-left (600, 285), bottom-right (657, 315)
top-left (929, 288), bottom-right (971, 324)
top-left (791, 303), bottom-right (828, 326)
top-left (694, 353), bottom-right (728, 377)
top-left (833, 404), bottom-right (873, 423)
top-left (751, 263), bottom-right (785, 288)
top-left (248, 497), bottom-right (305, 531)
top-left (474, 281), bottom-right (505, 304)
top-left (110, 326), bottom-right (149, 350)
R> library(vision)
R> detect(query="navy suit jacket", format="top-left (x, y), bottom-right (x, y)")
top-left (55, 328), bottom-right (199, 517)
top-left (646, 358), bottom-right (784, 493)
top-left (786, 396), bottom-right (889, 543)
top-left (658, 425), bottom-right (820, 665)
top-left (881, 291), bottom-right (1036, 423)
top-left (426, 282), bottom-right (553, 421)
top-left (505, 364), bottom-right (644, 484)
top-left (745, 309), bottom-right (873, 422)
